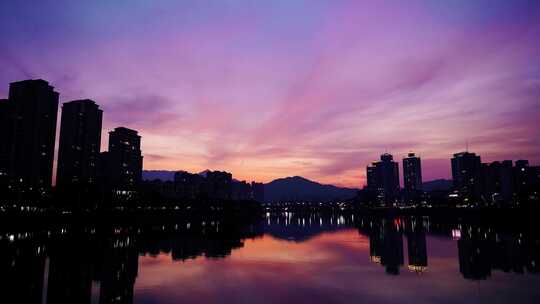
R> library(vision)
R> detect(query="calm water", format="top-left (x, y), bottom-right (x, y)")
top-left (1, 213), bottom-right (539, 304)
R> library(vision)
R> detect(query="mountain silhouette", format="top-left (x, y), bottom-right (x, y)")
top-left (143, 171), bottom-right (359, 202)
top-left (142, 170), bottom-right (175, 181)
top-left (422, 179), bottom-right (452, 192)
top-left (142, 169), bottom-right (224, 181)
top-left (264, 176), bottom-right (358, 203)
top-left (198, 169), bottom-right (211, 177)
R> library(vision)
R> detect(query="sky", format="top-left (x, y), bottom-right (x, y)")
top-left (1, 0), bottom-right (539, 188)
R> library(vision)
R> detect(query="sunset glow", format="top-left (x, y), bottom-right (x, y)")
top-left (1, 1), bottom-right (539, 187)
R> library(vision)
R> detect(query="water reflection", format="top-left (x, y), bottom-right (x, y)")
top-left (1, 213), bottom-right (539, 303)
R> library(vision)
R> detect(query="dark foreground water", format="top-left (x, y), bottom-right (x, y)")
top-left (1, 213), bottom-right (539, 304)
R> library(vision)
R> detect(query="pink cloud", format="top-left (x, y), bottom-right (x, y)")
top-left (1, 1), bottom-right (539, 187)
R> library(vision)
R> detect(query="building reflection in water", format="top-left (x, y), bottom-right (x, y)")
top-left (456, 225), bottom-right (540, 280)
top-left (0, 236), bottom-right (46, 304)
top-left (358, 215), bottom-right (539, 279)
top-left (364, 218), bottom-right (405, 275)
top-left (47, 233), bottom-right (94, 303)
top-left (0, 219), bottom-right (260, 304)
top-left (0, 213), bottom-right (539, 302)
top-left (458, 237), bottom-right (492, 280)
top-left (98, 235), bottom-right (138, 304)
top-left (406, 219), bottom-right (428, 273)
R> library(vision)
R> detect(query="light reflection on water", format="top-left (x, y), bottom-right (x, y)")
top-left (1, 213), bottom-right (539, 304)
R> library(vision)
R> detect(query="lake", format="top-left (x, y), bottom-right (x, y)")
top-left (1, 212), bottom-right (539, 303)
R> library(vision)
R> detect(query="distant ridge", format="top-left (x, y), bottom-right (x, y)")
top-left (143, 171), bottom-right (359, 202)
top-left (142, 170), bottom-right (175, 181)
top-left (264, 176), bottom-right (358, 203)
top-left (422, 179), bottom-right (452, 192)
top-left (198, 169), bottom-right (211, 177)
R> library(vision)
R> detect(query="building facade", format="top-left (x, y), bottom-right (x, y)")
top-left (205, 171), bottom-right (233, 200)
top-left (403, 152), bottom-right (422, 192)
top-left (251, 182), bottom-right (265, 202)
top-left (366, 153), bottom-right (400, 206)
top-left (0, 99), bottom-right (9, 186)
top-left (56, 99), bottom-right (103, 187)
top-left (451, 152), bottom-right (482, 202)
top-left (480, 160), bottom-right (514, 204)
top-left (174, 170), bottom-right (205, 200)
top-left (104, 127), bottom-right (143, 192)
top-left (5, 79), bottom-right (59, 195)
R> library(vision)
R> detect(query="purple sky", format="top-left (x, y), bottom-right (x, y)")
top-left (1, 0), bottom-right (539, 187)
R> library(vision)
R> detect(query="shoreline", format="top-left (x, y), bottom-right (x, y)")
top-left (1, 205), bottom-right (538, 229)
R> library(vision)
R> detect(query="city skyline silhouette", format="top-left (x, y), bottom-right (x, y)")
top-left (1, 1), bottom-right (539, 188)
top-left (1, 78), bottom-right (537, 194)
top-left (1, 2), bottom-right (540, 304)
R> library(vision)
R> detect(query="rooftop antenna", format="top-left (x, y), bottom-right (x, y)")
top-left (466, 139), bottom-right (469, 152)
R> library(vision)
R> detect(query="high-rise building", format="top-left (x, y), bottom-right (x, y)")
top-left (498, 160), bottom-right (514, 201)
top-left (251, 182), bottom-right (265, 202)
top-left (514, 160), bottom-right (530, 192)
top-left (451, 152), bottom-right (482, 202)
top-left (531, 166), bottom-right (540, 191)
top-left (366, 163), bottom-right (379, 190)
top-left (481, 160), bottom-right (514, 204)
top-left (403, 152), bottom-right (422, 192)
top-left (366, 153), bottom-right (400, 206)
top-left (0, 99), bottom-right (9, 185)
top-left (56, 99), bottom-right (103, 187)
top-left (174, 170), bottom-right (205, 199)
top-left (205, 170), bottom-right (233, 200)
top-left (513, 160), bottom-right (540, 204)
top-left (105, 127), bottom-right (143, 191)
top-left (5, 79), bottom-right (59, 194)
top-left (232, 180), bottom-right (252, 200)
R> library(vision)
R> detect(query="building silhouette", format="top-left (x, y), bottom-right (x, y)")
top-left (403, 152), bottom-right (423, 204)
top-left (403, 152), bottom-right (422, 192)
top-left (366, 153), bottom-right (400, 206)
top-left (480, 160), bottom-right (514, 204)
top-left (232, 180), bottom-right (265, 202)
top-left (447, 151), bottom-right (540, 206)
top-left (513, 160), bottom-right (540, 204)
top-left (514, 160), bottom-right (531, 196)
top-left (0, 99), bottom-right (9, 186)
top-left (232, 180), bottom-right (252, 200)
top-left (451, 152), bottom-right (482, 202)
top-left (56, 100), bottom-right (103, 189)
top-left (204, 170), bottom-right (233, 200)
top-left (3, 79), bottom-right (59, 196)
top-left (102, 127), bottom-right (143, 193)
top-left (251, 182), bottom-right (265, 202)
top-left (174, 170), bottom-right (206, 200)
top-left (449, 153), bottom-right (540, 206)
top-left (171, 170), bottom-right (263, 202)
